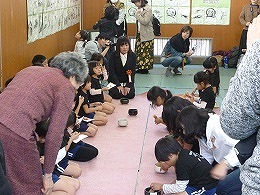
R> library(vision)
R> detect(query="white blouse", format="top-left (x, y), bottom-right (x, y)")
top-left (74, 40), bottom-right (86, 60)
top-left (120, 53), bottom-right (127, 67)
top-left (199, 114), bottom-right (240, 167)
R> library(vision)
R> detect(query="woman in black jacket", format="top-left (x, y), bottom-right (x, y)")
top-left (162, 26), bottom-right (194, 76)
top-left (108, 36), bottom-right (137, 99)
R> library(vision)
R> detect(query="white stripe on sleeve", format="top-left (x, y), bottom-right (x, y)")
top-left (163, 180), bottom-right (189, 194)
top-left (90, 89), bottom-right (102, 95)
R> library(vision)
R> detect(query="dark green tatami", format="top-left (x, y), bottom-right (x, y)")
top-left (135, 64), bottom-right (237, 107)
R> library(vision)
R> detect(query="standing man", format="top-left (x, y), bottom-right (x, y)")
top-left (237, 0), bottom-right (259, 63)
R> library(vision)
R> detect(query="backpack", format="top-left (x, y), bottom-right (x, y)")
top-left (152, 15), bottom-right (161, 36)
top-left (115, 18), bottom-right (127, 37)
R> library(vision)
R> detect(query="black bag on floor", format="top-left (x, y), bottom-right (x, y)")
top-left (228, 46), bottom-right (239, 68)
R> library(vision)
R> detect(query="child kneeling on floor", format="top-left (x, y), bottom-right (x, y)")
top-left (150, 136), bottom-right (218, 195)
top-left (74, 75), bottom-right (108, 126)
top-left (88, 61), bottom-right (115, 114)
top-left (185, 70), bottom-right (215, 110)
top-left (36, 120), bottom-right (81, 195)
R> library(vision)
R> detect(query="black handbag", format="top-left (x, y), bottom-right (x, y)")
top-left (235, 132), bottom-right (257, 165)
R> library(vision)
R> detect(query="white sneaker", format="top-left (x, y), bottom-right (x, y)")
top-left (165, 67), bottom-right (173, 77)
top-left (173, 67), bottom-right (182, 75)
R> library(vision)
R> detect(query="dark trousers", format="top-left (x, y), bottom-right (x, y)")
top-left (109, 86), bottom-right (135, 99)
top-left (237, 29), bottom-right (248, 61)
top-left (216, 168), bottom-right (242, 195)
top-left (0, 140), bottom-right (12, 195)
top-left (67, 141), bottom-right (99, 162)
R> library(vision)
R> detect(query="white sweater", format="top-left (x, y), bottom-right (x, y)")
top-left (199, 114), bottom-right (240, 167)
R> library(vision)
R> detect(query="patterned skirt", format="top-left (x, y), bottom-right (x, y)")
top-left (135, 33), bottom-right (154, 70)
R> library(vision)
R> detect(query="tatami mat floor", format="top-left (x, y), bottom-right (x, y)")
top-left (75, 64), bottom-right (236, 195)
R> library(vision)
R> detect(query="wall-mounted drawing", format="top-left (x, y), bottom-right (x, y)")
top-left (123, 0), bottom-right (230, 25)
top-left (166, 8), bottom-right (177, 18)
top-left (128, 7), bottom-right (136, 17)
top-left (206, 8), bottom-right (216, 18)
top-left (192, 9), bottom-right (203, 19)
top-left (127, 7), bottom-right (137, 23)
top-left (192, 0), bottom-right (230, 25)
top-left (27, 0), bottom-right (80, 43)
top-left (153, 9), bottom-right (163, 21)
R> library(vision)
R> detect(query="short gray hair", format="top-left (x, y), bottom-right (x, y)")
top-left (50, 52), bottom-right (87, 83)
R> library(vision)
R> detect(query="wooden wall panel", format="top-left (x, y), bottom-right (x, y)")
top-left (83, 0), bottom-right (245, 52)
top-left (0, 1), bottom-right (80, 88)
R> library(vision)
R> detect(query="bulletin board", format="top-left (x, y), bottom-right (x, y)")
top-left (27, 0), bottom-right (81, 43)
top-left (123, 0), bottom-right (230, 25)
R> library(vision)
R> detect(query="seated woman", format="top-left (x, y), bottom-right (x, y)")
top-left (108, 36), bottom-right (136, 99)
top-left (161, 26), bottom-right (194, 76)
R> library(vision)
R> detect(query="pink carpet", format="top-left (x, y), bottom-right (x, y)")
top-left (76, 93), bottom-right (174, 195)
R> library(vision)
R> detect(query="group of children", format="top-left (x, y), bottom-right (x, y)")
top-left (146, 56), bottom-right (242, 195)
top-left (185, 56), bottom-right (220, 110)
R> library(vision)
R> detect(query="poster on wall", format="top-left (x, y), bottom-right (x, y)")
top-left (27, 0), bottom-right (81, 43)
top-left (191, 0), bottom-right (231, 25)
top-left (122, 0), bottom-right (190, 25)
top-left (122, 0), bottom-right (230, 25)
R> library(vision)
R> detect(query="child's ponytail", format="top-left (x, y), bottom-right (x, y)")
top-left (194, 71), bottom-right (210, 85)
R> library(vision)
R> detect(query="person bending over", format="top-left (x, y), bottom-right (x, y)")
top-left (150, 136), bottom-right (218, 194)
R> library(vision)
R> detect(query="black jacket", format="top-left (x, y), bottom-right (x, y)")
top-left (93, 18), bottom-right (118, 39)
top-left (170, 33), bottom-right (190, 53)
top-left (108, 51), bottom-right (137, 88)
